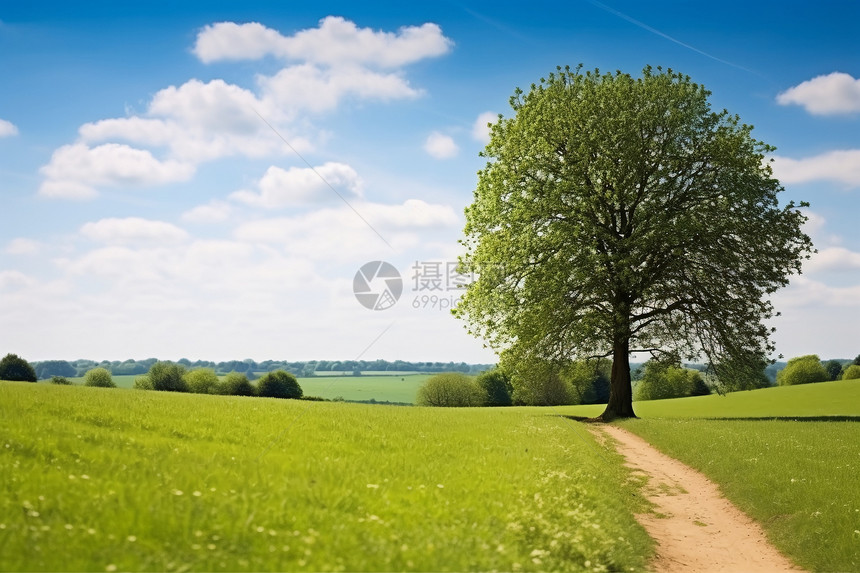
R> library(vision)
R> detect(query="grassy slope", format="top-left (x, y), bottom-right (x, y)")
top-left (0, 382), bottom-right (652, 572)
top-left (563, 380), bottom-right (860, 572)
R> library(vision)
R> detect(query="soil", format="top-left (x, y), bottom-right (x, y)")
top-left (593, 424), bottom-right (803, 572)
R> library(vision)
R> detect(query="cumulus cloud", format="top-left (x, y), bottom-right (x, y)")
top-left (0, 118), bottom-right (18, 137)
top-left (38, 143), bottom-right (195, 199)
top-left (771, 150), bottom-right (860, 187)
top-left (181, 200), bottom-right (234, 223)
top-left (194, 17), bottom-right (453, 67)
top-left (471, 111), bottom-right (497, 143)
top-left (777, 72), bottom-right (860, 115)
top-left (80, 217), bottom-right (189, 246)
top-left (424, 132), bottom-right (459, 159)
top-left (230, 162), bottom-right (363, 208)
top-left (4, 238), bottom-right (41, 255)
top-left (804, 247), bottom-right (860, 273)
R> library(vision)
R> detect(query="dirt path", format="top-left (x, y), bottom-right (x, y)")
top-left (593, 425), bottom-right (802, 573)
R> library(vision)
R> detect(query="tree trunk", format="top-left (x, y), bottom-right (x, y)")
top-left (599, 337), bottom-right (637, 420)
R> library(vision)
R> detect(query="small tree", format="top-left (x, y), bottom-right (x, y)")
top-left (776, 355), bottom-right (829, 386)
top-left (634, 361), bottom-right (709, 401)
top-left (416, 373), bottom-right (487, 407)
top-left (83, 367), bottom-right (116, 388)
top-left (133, 376), bottom-right (154, 390)
top-left (257, 370), bottom-right (303, 399)
top-left (184, 368), bottom-right (220, 394)
top-left (50, 376), bottom-right (72, 385)
top-left (0, 353), bottom-right (37, 382)
top-left (823, 359), bottom-right (843, 381)
top-left (146, 361), bottom-right (188, 392)
top-left (220, 371), bottom-right (256, 396)
top-left (841, 365), bottom-right (860, 381)
top-left (476, 369), bottom-right (513, 406)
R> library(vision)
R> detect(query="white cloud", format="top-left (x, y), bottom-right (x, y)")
top-left (804, 247), bottom-right (860, 273)
top-left (424, 132), bottom-right (459, 159)
top-left (0, 118), bottom-right (18, 137)
top-left (230, 162), bottom-right (363, 208)
top-left (771, 150), bottom-right (860, 187)
top-left (777, 72), bottom-right (860, 115)
top-left (471, 111), bottom-right (497, 143)
top-left (234, 199), bottom-right (459, 260)
top-left (182, 200), bottom-right (234, 223)
top-left (0, 270), bottom-right (35, 290)
top-left (194, 17), bottom-right (453, 68)
top-left (39, 143), bottom-right (195, 199)
top-left (4, 238), bottom-right (42, 255)
top-left (80, 217), bottom-right (189, 246)
top-left (259, 63), bottom-right (422, 113)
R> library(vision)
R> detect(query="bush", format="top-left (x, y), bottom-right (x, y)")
top-left (133, 376), bottom-right (154, 390)
top-left (416, 373), bottom-right (487, 407)
top-left (842, 365), bottom-right (860, 381)
top-left (220, 371), bottom-right (256, 396)
top-left (476, 369), bottom-right (512, 406)
top-left (146, 362), bottom-right (188, 392)
top-left (257, 370), bottom-right (303, 399)
top-left (50, 376), bottom-right (72, 385)
top-left (184, 368), bottom-right (220, 394)
top-left (83, 367), bottom-right (116, 388)
top-left (0, 353), bottom-right (37, 382)
top-left (634, 362), bottom-right (709, 401)
top-left (776, 355), bottom-right (829, 386)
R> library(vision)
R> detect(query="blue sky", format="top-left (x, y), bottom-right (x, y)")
top-left (1, 1), bottom-right (859, 363)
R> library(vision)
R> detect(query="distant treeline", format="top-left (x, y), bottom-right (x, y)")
top-left (30, 358), bottom-right (494, 380)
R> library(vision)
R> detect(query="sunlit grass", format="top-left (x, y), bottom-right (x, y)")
top-left (0, 382), bottom-right (652, 572)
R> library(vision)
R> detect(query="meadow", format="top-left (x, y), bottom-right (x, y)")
top-left (59, 374), bottom-right (428, 403)
top-left (564, 380), bottom-right (860, 572)
top-left (0, 382), bottom-right (652, 572)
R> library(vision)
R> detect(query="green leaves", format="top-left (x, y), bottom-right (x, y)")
top-left (457, 66), bottom-right (813, 409)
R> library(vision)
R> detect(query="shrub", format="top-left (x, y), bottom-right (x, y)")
top-left (184, 368), bottom-right (220, 394)
top-left (50, 376), bottom-right (72, 385)
top-left (476, 369), bottom-right (512, 406)
top-left (133, 376), bottom-right (154, 390)
top-left (776, 355), bottom-right (829, 386)
top-left (842, 365), bottom-right (860, 381)
top-left (257, 370), bottom-right (303, 399)
top-left (83, 367), bottom-right (116, 388)
top-left (0, 353), bottom-right (37, 382)
top-left (634, 361), bottom-right (709, 401)
top-left (220, 371), bottom-right (255, 396)
top-left (416, 373), bottom-right (487, 407)
top-left (146, 362), bottom-right (188, 392)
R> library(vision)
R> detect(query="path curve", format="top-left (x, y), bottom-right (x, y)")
top-left (594, 424), bottom-right (802, 573)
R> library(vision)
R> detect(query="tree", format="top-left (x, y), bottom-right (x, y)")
top-left (144, 361), bottom-right (188, 392)
top-left (455, 66), bottom-right (812, 420)
top-left (853, 355), bottom-right (860, 367)
top-left (776, 355), bottom-right (829, 386)
top-left (257, 370), bottom-right (303, 399)
top-left (823, 359), bottom-right (844, 381)
top-left (184, 368), bottom-right (220, 394)
top-left (633, 361), bottom-right (709, 401)
top-left (416, 373), bottom-right (487, 407)
top-left (0, 353), bottom-right (37, 382)
top-left (83, 367), bottom-right (116, 388)
top-left (34, 360), bottom-right (76, 379)
top-left (476, 369), bottom-right (513, 406)
top-left (842, 365), bottom-right (860, 381)
top-left (220, 371), bottom-right (256, 396)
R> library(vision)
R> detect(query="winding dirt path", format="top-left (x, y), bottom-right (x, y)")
top-left (593, 425), bottom-right (802, 572)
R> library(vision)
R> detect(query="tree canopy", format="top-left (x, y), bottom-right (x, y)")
top-left (455, 65), bottom-right (812, 419)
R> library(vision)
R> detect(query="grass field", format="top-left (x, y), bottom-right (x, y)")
top-left (0, 381), bottom-right (652, 572)
top-left (57, 374), bottom-right (429, 403)
top-left (564, 380), bottom-right (860, 572)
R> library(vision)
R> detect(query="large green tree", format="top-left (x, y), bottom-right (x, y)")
top-left (455, 66), bottom-right (812, 420)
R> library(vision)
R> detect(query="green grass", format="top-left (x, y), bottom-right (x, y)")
top-left (296, 375), bottom-right (429, 403)
top-left (0, 382), bottom-right (652, 572)
top-left (560, 380), bottom-right (860, 572)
